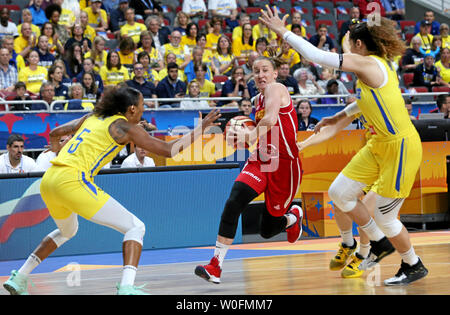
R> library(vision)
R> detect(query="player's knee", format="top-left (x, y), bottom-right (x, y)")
top-left (60, 221), bottom-right (79, 240)
top-left (48, 224), bottom-right (78, 248)
top-left (221, 196), bottom-right (243, 223)
top-left (373, 213), bottom-right (403, 238)
top-left (328, 180), bottom-right (357, 213)
top-left (123, 216), bottom-right (146, 245)
top-left (373, 196), bottom-right (405, 238)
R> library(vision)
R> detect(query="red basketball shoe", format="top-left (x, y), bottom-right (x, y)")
top-left (195, 256), bottom-right (222, 284)
top-left (286, 205), bottom-right (303, 243)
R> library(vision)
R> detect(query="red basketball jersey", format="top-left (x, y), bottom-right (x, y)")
top-left (254, 92), bottom-right (299, 161)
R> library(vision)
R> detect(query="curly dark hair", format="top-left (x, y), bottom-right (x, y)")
top-left (93, 86), bottom-right (142, 118)
top-left (350, 17), bottom-right (406, 60)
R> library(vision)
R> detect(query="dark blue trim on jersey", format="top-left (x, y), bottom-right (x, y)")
top-left (395, 138), bottom-right (405, 192)
top-left (82, 171), bottom-right (97, 196)
top-left (90, 144), bottom-right (118, 177)
top-left (370, 89), bottom-right (396, 135)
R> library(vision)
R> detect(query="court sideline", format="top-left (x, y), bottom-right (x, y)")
top-left (0, 230), bottom-right (449, 295)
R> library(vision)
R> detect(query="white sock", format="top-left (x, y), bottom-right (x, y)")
top-left (214, 241), bottom-right (229, 268)
top-left (400, 247), bottom-right (419, 266)
top-left (285, 213), bottom-right (297, 228)
top-left (360, 218), bottom-right (384, 242)
top-left (340, 229), bottom-right (354, 247)
top-left (18, 253), bottom-right (41, 276)
top-left (120, 265), bottom-right (137, 287)
top-left (358, 243), bottom-right (371, 258)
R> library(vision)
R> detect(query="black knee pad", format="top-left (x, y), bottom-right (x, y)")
top-left (219, 182), bottom-right (258, 239)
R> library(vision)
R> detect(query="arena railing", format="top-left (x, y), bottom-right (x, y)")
top-left (0, 92), bottom-right (447, 113)
top-left (0, 99), bottom-right (49, 112)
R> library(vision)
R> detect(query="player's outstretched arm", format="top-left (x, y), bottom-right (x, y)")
top-left (114, 109), bottom-right (221, 158)
top-left (259, 6), bottom-right (383, 87)
top-left (298, 115), bottom-right (355, 152)
top-left (313, 102), bottom-right (361, 135)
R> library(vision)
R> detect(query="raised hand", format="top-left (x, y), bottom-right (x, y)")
top-left (258, 5), bottom-right (289, 38)
top-left (199, 109), bottom-right (221, 131)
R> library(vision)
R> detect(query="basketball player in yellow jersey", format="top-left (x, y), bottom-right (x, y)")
top-left (3, 86), bottom-right (220, 295)
top-left (261, 7), bottom-right (428, 286)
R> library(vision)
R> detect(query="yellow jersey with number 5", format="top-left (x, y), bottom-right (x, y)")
top-left (355, 55), bottom-right (416, 139)
top-left (51, 114), bottom-right (126, 178)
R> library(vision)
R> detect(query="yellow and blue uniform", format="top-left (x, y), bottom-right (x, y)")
top-left (120, 22), bottom-right (147, 44)
top-left (99, 65), bottom-right (130, 86)
top-left (18, 66), bottom-right (48, 94)
top-left (40, 114), bottom-right (126, 220)
top-left (84, 50), bottom-right (108, 72)
top-left (342, 55), bottom-right (422, 199)
top-left (231, 38), bottom-right (255, 61)
top-left (279, 48), bottom-right (301, 68)
top-left (180, 35), bottom-right (197, 54)
top-left (435, 59), bottom-right (450, 83)
top-left (163, 43), bottom-right (186, 67)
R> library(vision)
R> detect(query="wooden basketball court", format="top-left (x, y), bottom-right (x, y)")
top-left (1, 231), bottom-right (449, 295)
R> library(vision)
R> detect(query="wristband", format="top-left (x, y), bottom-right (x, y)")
top-left (343, 101), bottom-right (361, 117)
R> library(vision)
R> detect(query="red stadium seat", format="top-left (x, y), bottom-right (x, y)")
top-left (315, 19), bottom-right (334, 30)
top-left (313, 7), bottom-right (331, 18)
top-left (410, 86), bottom-right (428, 93)
top-left (313, 0), bottom-right (333, 5)
top-left (404, 33), bottom-right (415, 45)
top-left (212, 75), bottom-right (229, 83)
top-left (0, 5), bottom-right (20, 11)
top-left (291, 7), bottom-right (309, 14)
top-left (211, 90), bottom-right (222, 98)
top-left (337, 19), bottom-right (346, 30)
top-left (432, 86), bottom-right (450, 93)
top-left (198, 19), bottom-right (210, 30)
top-left (399, 20), bottom-right (416, 32)
top-left (246, 7), bottom-right (261, 14)
top-left (402, 73), bottom-right (414, 87)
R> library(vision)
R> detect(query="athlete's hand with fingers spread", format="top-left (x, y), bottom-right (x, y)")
top-left (199, 109), bottom-right (221, 132)
top-left (258, 5), bottom-right (289, 38)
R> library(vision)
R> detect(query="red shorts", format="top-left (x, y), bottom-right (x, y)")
top-left (235, 157), bottom-right (302, 217)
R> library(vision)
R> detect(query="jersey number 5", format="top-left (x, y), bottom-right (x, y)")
top-left (68, 128), bottom-right (91, 153)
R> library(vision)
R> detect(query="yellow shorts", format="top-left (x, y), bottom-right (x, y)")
top-left (40, 165), bottom-right (110, 220)
top-left (342, 131), bottom-right (422, 199)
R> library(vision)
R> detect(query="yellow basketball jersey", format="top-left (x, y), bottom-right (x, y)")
top-left (51, 115), bottom-right (126, 178)
top-left (355, 55), bottom-right (416, 139)
top-left (163, 43), bottom-right (186, 67)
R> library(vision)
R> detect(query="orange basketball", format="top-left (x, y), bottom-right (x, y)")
top-left (225, 115), bottom-right (257, 149)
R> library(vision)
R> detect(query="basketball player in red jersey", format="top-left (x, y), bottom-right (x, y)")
top-left (195, 56), bottom-right (303, 284)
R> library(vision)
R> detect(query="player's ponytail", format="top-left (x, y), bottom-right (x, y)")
top-left (350, 17), bottom-right (406, 60)
top-left (94, 85), bottom-right (142, 118)
top-left (254, 47), bottom-right (285, 70)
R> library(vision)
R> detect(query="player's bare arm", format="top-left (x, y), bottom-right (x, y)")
top-left (118, 110), bottom-right (222, 158)
top-left (298, 115), bottom-right (355, 151)
top-left (314, 102), bottom-right (360, 134)
top-left (48, 113), bottom-right (91, 152)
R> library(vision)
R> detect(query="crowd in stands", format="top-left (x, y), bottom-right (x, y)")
top-left (0, 0), bottom-right (448, 118)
